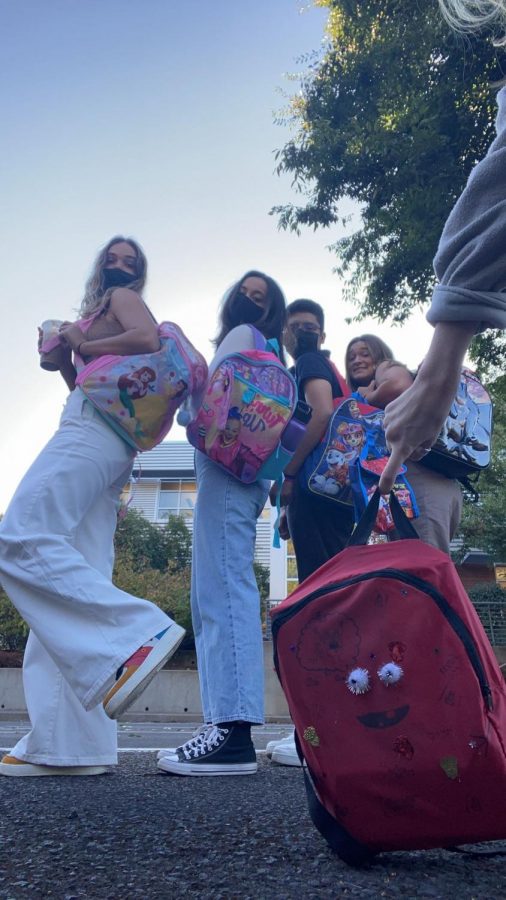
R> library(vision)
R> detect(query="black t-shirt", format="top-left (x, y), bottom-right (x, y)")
top-left (293, 350), bottom-right (345, 402)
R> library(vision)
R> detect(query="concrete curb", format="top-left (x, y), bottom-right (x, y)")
top-left (0, 642), bottom-right (292, 723)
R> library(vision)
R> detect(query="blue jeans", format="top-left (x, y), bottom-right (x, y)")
top-left (191, 452), bottom-right (269, 725)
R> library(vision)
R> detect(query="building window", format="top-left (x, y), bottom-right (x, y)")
top-left (157, 479), bottom-right (197, 521)
top-left (286, 539), bottom-right (298, 594)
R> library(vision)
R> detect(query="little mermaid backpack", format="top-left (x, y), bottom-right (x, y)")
top-left (76, 321), bottom-right (208, 452)
top-left (185, 327), bottom-right (304, 483)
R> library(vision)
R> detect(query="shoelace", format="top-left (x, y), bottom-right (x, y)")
top-left (182, 726), bottom-right (228, 759)
top-left (178, 724), bottom-right (214, 753)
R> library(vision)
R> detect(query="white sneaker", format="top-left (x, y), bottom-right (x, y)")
top-left (0, 755), bottom-right (108, 777)
top-left (265, 731), bottom-right (296, 758)
top-left (271, 737), bottom-right (301, 767)
top-left (156, 724), bottom-right (213, 760)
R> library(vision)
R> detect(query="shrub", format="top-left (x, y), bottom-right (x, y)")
top-left (0, 589), bottom-right (29, 651)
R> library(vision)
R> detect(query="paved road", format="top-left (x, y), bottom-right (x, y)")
top-left (1, 753), bottom-right (505, 899)
top-left (0, 721), bottom-right (293, 753)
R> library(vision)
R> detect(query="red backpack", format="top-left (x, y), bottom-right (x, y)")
top-left (271, 491), bottom-right (506, 865)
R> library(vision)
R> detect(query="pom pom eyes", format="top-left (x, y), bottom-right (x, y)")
top-left (377, 662), bottom-right (403, 685)
top-left (345, 663), bottom-right (404, 694)
top-left (346, 668), bottom-right (371, 695)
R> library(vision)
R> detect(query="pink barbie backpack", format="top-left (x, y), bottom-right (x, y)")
top-left (186, 327), bottom-right (299, 483)
top-left (76, 322), bottom-right (208, 452)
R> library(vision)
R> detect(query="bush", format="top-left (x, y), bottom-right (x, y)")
top-left (113, 552), bottom-right (194, 650)
top-left (0, 589), bottom-right (29, 651)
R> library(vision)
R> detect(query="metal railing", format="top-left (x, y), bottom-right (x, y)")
top-left (472, 598), bottom-right (506, 646)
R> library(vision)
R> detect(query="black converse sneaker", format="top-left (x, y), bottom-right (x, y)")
top-left (156, 724), bottom-right (213, 761)
top-left (157, 724), bottom-right (257, 776)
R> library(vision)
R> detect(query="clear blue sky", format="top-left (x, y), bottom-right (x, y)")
top-left (1, 0), bottom-right (435, 511)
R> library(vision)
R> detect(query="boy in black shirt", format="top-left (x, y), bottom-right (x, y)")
top-left (275, 299), bottom-right (354, 582)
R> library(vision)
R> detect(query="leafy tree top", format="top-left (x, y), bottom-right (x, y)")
top-left (273, 0), bottom-right (506, 371)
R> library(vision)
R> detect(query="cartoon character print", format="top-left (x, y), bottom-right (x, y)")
top-left (117, 366), bottom-right (157, 436)
top-left (324, 445), bottom-right (356, 486)
top-left (207, 406), bottom-right (243, 467)
top-left (337, 421), bottom-right (366, 454)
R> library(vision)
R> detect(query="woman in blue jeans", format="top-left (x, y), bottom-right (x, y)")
top-left (158, 270), bottom-right (287, 776)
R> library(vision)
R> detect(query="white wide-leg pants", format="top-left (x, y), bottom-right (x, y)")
top-left (0, 390), bottom-right (172, 742)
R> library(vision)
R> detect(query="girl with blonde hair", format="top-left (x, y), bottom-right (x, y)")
top-left (0, 236), bottom-right (185, 777)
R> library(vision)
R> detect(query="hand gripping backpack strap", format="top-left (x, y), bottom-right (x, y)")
top-left (348, 487), bottom-right (420, 547)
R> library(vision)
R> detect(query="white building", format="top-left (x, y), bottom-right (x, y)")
top-left (126, 441), bottom-right (295, 599)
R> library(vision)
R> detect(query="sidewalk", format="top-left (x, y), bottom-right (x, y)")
top-left (1, 750), bottom-right (505, 899)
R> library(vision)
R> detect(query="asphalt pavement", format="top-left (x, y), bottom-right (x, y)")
top-left (0, 724), bottom-right (505, 899)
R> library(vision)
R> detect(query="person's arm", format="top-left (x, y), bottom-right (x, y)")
top-left (379, 321), bottom-right (476, 493)
top-left (359, 363), bottom-right (414, 408)
top-left (279, 377), bottom-right (334, 506)
top-left (59, 357), bottom-right (77, 391)
top-left (59, 289), bottom-right (160, 357)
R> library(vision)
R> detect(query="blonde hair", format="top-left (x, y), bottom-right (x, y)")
top-left (79, 235), bottom-right (148, 318)
top-left (438, 0), bottom-right (506, 43)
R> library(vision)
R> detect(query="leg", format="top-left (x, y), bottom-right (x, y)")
top-left (10, 474), bottom-right (128, 765)
top-left (0, 390), bottom-right (173, 710)
top-left (405, 462), bottom-right (463, 554)
top-left (190, 485), bottom-right (211, 722)
top-left (287, 481), bottom-right (355, 581)
top-left (191, 453), bottom-right (268, 725)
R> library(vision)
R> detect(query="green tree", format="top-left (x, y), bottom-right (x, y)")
top-left (273, 0), bottom-right (506, 371)
top-left (455, 375), bottom-right (506, 562)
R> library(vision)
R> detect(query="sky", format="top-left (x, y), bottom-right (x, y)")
top-left (1, 0), bottom-right (438, 513)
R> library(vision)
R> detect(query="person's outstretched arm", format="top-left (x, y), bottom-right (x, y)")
top-left (380, 86), bottom-right (506, 493)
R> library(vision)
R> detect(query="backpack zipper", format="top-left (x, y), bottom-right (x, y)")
top-left (272, 569), bottom-right (493, 710)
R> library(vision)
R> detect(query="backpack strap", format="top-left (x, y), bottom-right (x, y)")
top-left (328, 360), bottom-right (351, 401)
top-left (248, 325), bottom-right (281, 358)
top-left (349, 487), bottom-right (420, 546)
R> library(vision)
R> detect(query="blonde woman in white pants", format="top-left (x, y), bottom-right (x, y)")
top-left (0, 237), bottom-right (185, 776)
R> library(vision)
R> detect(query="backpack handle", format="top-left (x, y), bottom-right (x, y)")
top-left (348, 486), bottom-right (420, 547)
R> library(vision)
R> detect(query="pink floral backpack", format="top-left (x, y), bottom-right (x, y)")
top-left (76, 322), bottom-right (207, 451)
top-left (185, 327), bottom-right (299, 483)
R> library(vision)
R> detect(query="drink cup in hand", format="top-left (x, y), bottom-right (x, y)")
top-left (39, 319), bottom-right (65, 371)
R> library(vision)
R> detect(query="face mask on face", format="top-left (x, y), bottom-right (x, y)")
top-left (230, 291), bottom-right (264, 327)
top-left (293, 329), bottom-right (319, 359)
top-left (102, 268), bottom-right (137, 290)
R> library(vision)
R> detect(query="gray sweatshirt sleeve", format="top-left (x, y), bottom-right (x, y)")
top-left (428, 86), bottom-right (506, 330)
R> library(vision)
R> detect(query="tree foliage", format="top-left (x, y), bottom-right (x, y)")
top-left (273, 0), bottom-right (506, 369)
top-left (114, 509), bottom-right (192, 573)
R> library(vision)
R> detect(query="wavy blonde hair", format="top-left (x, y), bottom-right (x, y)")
top-left (438, 0), bottom-right (506, 43)
top-left (79, 235), bottom-right (148, 318)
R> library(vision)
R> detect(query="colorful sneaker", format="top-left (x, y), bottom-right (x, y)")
top-left (156, 724), bottom-right (213, 761)
top-left (0, 755), bottom-right (108, 777)
top-left (103, 623), bottom-right (185, 720)
top-left (271, 736), bottom-right (302, 767)
top-left (265, 731), bottom-right (296, 758)
top-left (157, 725), bottom-right (257, 776)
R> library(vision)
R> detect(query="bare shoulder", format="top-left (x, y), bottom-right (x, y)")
top-left (109, 287), bottom-right (143, 310)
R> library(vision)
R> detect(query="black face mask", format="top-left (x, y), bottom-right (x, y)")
top-left (102, 267), bottom-right (137, 290)
top-left (229, 292), bottom-right (264, 327)
top-left (293, 329), bottom-right (319, 359)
